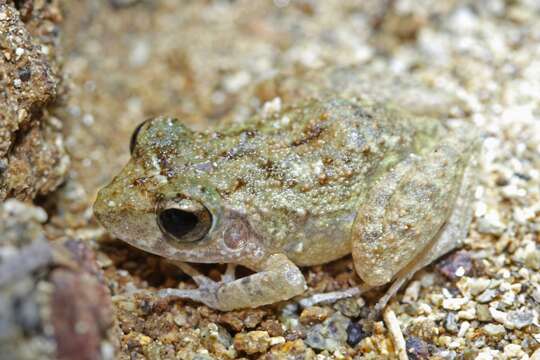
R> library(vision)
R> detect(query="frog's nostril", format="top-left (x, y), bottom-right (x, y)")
top-left (158, 209), bottom-right (198, 238)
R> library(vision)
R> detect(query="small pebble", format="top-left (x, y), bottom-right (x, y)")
top-left (233, 331), bottom-right (271, 355)
top-left (15, 47), bottom-right (24, 59)
top-left (457, 321), bottom-right (470, 338)
top-left (334, 298), bottom-right (362, 318)
top-left (299, 306), bottom-right (331, 324)
top-left (345, 321), bottom-right (364, 347)
top-left (403, 281), bottom-right (421, 303)
top-left (482, 324), bottom-right (506, 336)
top-left (506, 309), bottom-right (534, 329)
top-left (503, 343), bottom-right (523, 357)
top-left (457, 306), bottom-right (476, 320)
top-left (458, 277), bottom-right (491, 296)
top-left (304, 313), bottom-right (349, 352)
top-left (437, 251), bottom-right (473, 280)
top-left (444, 313), bottom-right (459, 333)
top-left (477, 212), bottom-right (506, 236)
top-left (476, 289), bottom-right (498, 303)
top-left (18, 67), bottom-right (31, 82)
top-left (442, 297), bottom-right (468, 310)
top-left (405, 336), bottom-right (430, 360)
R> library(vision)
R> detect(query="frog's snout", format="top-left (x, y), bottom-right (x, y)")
top-left (92, 176), bottom-right (163, 252)
top-left (92, 186), bottom-right (114, 226)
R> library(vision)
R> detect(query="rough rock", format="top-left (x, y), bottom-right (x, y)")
top-left (0, 1), bottom-right (68, 200)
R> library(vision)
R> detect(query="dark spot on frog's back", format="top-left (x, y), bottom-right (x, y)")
top-left (132, 177), bottom-right (148, 187)
top-left (291, 123), bottom-right (325, 147)
top-left (241, 129), bottom-right (257, 138)
top-left (353, 106), bottom-right (373, 120)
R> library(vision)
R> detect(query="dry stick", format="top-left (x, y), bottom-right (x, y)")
top-left (383, 308), bottom-right (409, 360)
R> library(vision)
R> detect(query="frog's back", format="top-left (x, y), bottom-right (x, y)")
top-left (169, 97), bottom-right (443, 265)
top-left (178, 98), bottom-right (436, 265)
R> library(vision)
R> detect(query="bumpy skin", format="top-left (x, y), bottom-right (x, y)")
top-left (94, 96), bottom-right (478, 311)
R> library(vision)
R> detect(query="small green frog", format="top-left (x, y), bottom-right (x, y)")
top-left (94, 95), bottom-right (478, 312)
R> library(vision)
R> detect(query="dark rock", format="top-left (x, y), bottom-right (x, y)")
top-left (17, 67), bottom-right (31, 81)
top-left (436, 250), bottom-right (473, 281)
top-left (406, 336), bottom-right (430, 359)
top-left (346, 321), bottom-right (365, 347)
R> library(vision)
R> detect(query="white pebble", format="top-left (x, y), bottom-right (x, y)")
top-left (403, 280), bottom-right (421, 303)
top-left (489, 307), bottom-right (509, 327)
top-left (15, 47), bottom-right (24, 59)
top-left (442, 297), bottom-right (469, 310)
top-left (476, 288), bottom-right (497, 303)
top-left (458, 321), bottom-right (470, 337)
top-left (417, 302), bottom-right (432, 314)
top-left (483, 324), bottom-right (506, 336)
top-left (476, 210), bottom-right (506, 236)
top-left (503, 343), bottom-right (523, 357)
top-left (458, 306), bottom-right (476, 320)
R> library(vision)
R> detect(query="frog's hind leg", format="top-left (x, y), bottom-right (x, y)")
top-left (372, 155), bottom-right (477, 316)
top-left (158, 254), bottom-right (307, 311)
top-left (352, 130), bottom-right (479, 315)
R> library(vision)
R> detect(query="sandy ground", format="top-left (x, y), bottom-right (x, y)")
top-left (5, 0), bottom-right (540, 359)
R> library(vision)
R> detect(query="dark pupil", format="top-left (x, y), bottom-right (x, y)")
top-left (158, 209), bottom-right (198, 239)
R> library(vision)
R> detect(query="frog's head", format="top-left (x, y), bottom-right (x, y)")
top-left (93, 117), bottom-right (266, 267)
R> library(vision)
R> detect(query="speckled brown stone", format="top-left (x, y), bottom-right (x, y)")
top-left (0, 1), bottom-right (68, 200)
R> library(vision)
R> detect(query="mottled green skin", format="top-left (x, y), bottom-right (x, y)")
top-left (94, 96), bottom-right (456, 269)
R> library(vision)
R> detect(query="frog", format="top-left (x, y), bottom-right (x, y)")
top-left (93, 95), bottom-right (479, 312)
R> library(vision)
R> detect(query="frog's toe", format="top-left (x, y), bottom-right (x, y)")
top-left (161, 255), bottom-right (306, 311)
top-left (158, 262), bottom-right (241, 310)
top-left (157, 285), bottom-right (223, 310)
top-left (174, 261), bottom-right (218, 287)
top-left (221, 263), bottom-right (237, 282)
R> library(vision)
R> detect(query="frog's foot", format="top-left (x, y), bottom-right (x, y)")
top-left (298, 286), bottom-right (365, 308)
top-left (159, 254), bottom-right (307, 311)
top-left (157, 262), bottom-right (233, 310)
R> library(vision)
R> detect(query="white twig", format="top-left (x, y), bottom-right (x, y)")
top-left (298, 287), bottom-right (362, 308)
top-left (383, 308), bottom-right (408, 360)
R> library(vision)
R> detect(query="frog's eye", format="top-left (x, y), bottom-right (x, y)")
top-left (157, 199), bottom-right (212, 243)
top-left (130, 118), bottom-right (153, 155)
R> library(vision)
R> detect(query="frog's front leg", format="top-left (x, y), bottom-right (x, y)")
top-left (352, 133), bottom-right (478, 309)
top-left (159, 254), bottom-right (306, 311)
